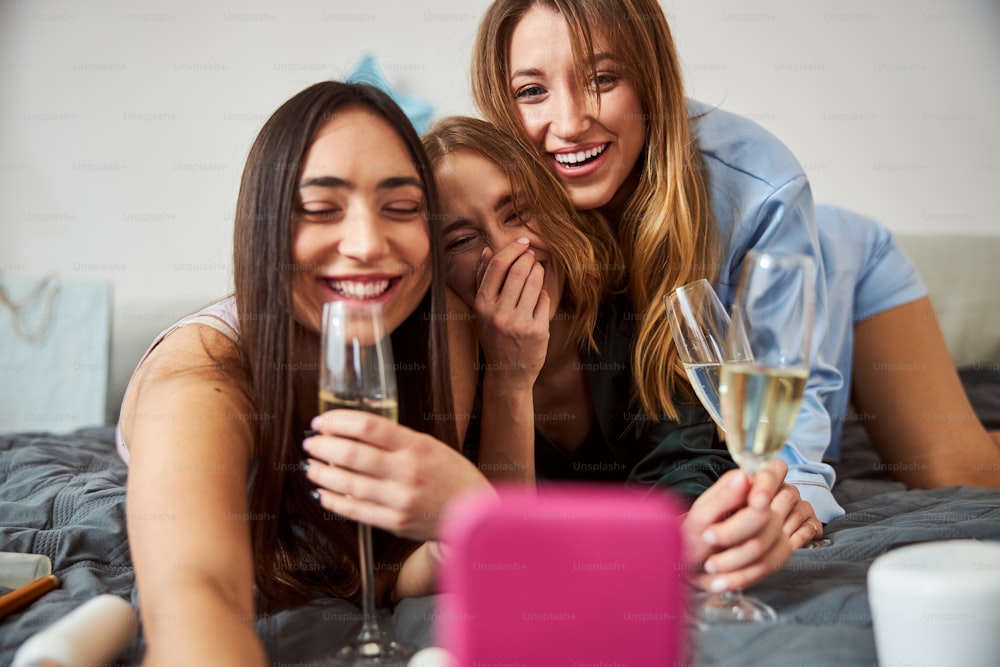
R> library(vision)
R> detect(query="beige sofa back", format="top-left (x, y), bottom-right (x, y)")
top-left (897, 235), bottom-right (1000, 367)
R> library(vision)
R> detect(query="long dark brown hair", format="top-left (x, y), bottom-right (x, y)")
top-left (233, 81), bottom-right (455, 612)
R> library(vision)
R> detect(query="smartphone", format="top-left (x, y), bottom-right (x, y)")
top-left (436, 483), bottom-right (686, 666)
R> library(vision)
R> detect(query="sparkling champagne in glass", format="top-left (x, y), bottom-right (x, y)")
top-left (692, 251), bottom-right (817, 625)
top-left (665, 278), bottom-right (741, 432)
top-left (320, 299), bottom-right (413, 666)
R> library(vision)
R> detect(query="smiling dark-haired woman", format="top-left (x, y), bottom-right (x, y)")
top-left (117, 81), bottom-right (492, 665)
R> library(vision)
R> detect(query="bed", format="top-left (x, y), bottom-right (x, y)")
top-left (1, 365), bottom-right (998, 666)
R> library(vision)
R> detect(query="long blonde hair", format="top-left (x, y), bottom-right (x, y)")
top-left (423, 116), bottom-right (623, 351)
top-left (472, 0), bottom-right (720, 421)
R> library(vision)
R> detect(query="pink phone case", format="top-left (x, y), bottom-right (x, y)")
top-left (437, 484), bottom-right (687, 666)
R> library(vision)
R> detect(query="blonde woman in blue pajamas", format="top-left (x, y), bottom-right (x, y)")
top-left (470, 0), bottom-right (1000, 527)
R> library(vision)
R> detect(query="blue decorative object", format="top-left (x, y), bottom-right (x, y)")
top-left (345, 53), bottom-right (434, 134)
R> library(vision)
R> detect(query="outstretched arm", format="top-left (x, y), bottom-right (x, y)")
top-left (122, 327), bottom-right (265, 667)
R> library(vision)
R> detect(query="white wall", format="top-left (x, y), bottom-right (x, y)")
top-left (1, 0), bottom-right (998, 421)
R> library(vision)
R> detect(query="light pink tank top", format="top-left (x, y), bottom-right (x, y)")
top-left (115, 296), bottom-right (240, 464)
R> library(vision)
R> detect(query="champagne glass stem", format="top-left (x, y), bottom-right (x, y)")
top-left (718, 590), bottom-right (740, 606)
top-left (357, 523), bottom-right (380, 638)
top-left (321, 301), bottom-right (413, 664)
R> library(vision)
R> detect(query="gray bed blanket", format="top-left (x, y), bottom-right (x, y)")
top-left (2, 367), bottom-right (999, 665)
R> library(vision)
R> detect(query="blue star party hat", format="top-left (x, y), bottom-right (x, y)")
top-left (346, 53), bottom-right (434, 134)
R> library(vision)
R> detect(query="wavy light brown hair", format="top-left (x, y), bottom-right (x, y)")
top-left (472, 0), bottom-right (720, 421)
top-left (233, 81), bottom-right (454, 612)
top-left (423, 115), bottom-right (622, 351)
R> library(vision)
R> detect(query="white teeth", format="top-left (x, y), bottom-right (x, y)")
top-left (327, 279), bottom-right (390, 299)
top-left (554, 143), bottom-right (607, 165)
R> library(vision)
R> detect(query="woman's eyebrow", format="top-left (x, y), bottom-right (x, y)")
top-left (511, 53), bottom-right (622, 81)
top-left (298, 175), bottom-right (422, 190)
top-left (378, 176), bottom-right (423, 191)
top-left (441, 216), bottom-right (472, 237)
top-left (493, 193), bottom-right (514, 213)
top-left (299, 175), bottom-right (349, 189)
top-left (510, 66), bottom-right (543, 80)
top-left (439, 193), bottom-right (515, 236)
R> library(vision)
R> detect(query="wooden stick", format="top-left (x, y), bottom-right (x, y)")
top-left (0, 574), bottom-right (60, 619)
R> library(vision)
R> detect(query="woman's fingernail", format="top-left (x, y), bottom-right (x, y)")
top-left (302, 438), bottom-right (312, 453)
top-left (517, 237), bottom-right (530, 244)
top-left (704, 559), bottom-right (717, 574)
top-left (300, 459), bottom-right (310, 473)
top-left (702, 530), bottom-right (717, 546)
top-left (711, 577), bottom-right (729, 592)
top-left (310, 489), bottom-right (322, 502)
top-left (751, 493), bottom-right (769, 509)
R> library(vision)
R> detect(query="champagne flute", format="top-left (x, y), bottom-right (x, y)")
top-left (320, 300), bottom-right (414, 666)
top-left (666, 277), bottom-right (831, 553)
top-left (665, 278), bottom-right (738, 432)
top-left (691, 251), bottom-right (816, 625)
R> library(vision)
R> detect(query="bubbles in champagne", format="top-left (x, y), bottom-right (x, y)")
top-left (318, 391), bottom-right (399, 422)
top-left (720, 364), bottom-right (807, 475)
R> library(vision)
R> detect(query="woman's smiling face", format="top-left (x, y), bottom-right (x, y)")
top-left (434, 149), bottom-right (564, 317)
top-left (508, 3), bottom-right (647, 212)
top-left (291, 107), bottom-right (431, 334)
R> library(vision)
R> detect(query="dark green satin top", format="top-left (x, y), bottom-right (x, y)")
top-left (465, 292), bottom-right (737, 507)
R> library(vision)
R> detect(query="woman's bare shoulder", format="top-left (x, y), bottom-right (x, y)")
top-left (121, 324), bottom-right (256, 460)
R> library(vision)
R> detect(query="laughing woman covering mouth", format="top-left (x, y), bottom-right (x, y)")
top-left (424, 115), bottom-right (801, 596)
top-left (116, 81), bottom-right (493, 666)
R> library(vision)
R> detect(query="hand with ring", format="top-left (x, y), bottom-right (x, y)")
top-left (770, 481), bottom-right (824, 549)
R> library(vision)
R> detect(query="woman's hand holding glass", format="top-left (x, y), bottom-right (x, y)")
top-left (307, 301), bottom-right (490, 666)
top-left (682, 458), bottom-right (792, 594)
top-left (666, 280), bottom-right (790, 586)
top-left (666, 276), bottom-right (824, 550)
top-left (310, 300), bottom-right (413, 665)
top-left (305, 411), bottom-right (493, 543)
top-left (670, 253), bottom-right (820, 624)
top-left (722, 253), bottom-right (825, 550)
